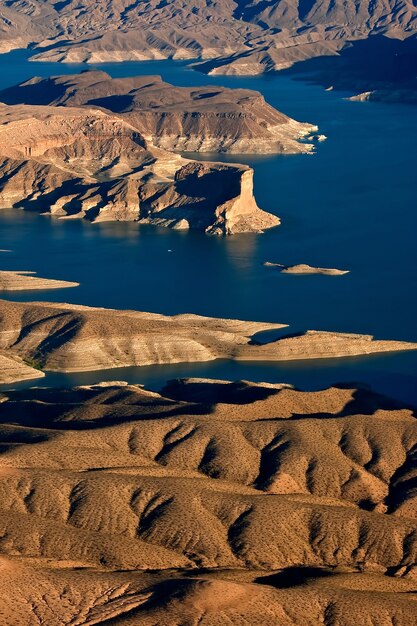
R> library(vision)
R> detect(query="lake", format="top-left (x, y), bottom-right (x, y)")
top-left (0, 50), bottom-right (416, 403)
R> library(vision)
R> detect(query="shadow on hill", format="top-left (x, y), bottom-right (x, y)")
top-left (255, 566), bottom-right (335, 588)
top-left (161, 378), bottom-right (282, 404)
top-left (87, 94), bottom-right (135, 112)
top-left (0, 77), bottom-right (68, 106)
top-left (0, 378), bottom-right (414, 442)
top-left (284, 34), bottom-right (417, 91)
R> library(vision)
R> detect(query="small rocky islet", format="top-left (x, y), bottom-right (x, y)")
top-left (264, 262), bottom-right (350, 275)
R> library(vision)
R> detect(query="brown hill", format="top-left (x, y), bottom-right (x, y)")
top-left (0, 378), bottom-right (415, 623)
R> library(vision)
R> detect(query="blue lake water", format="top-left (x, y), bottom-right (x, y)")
top-left (0, 50), bottom-right (416, 403)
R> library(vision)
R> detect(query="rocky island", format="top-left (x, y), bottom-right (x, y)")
top-left (264, 262), bottom-right (350, 275)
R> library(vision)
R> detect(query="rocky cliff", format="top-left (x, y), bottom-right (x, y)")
top-left (0, 103), bottom-right (278, 233)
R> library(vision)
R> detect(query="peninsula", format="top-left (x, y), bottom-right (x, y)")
top-left (0, 270), bottom-right (79, 291)
top-left (0, 299), bottom-right (415, 384)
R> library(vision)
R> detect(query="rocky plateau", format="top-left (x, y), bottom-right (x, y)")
top-left (0, 71), bottom-right (318, 155)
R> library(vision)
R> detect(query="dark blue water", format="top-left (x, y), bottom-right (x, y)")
top-left (0, 50), bottom-right (416, 403)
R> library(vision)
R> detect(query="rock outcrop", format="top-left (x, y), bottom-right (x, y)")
top-left (264, 262), bottom-right (350, 275)
top-left (0, 378), bottom-right (415, 624)
top-left (0, 299), bottom-right (415, 382)
top-left (0, 103), bottom-right (279, 234)
top-left (0, 270), bottom-right (79, 291)
top-left (0, 71), bottom-right (318, 154)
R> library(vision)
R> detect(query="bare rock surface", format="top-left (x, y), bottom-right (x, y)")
top-left (0, 71), bottom-right (318, 155)
top-left (0, 378), bottom-right (416, 623)
top-left (0, 270), bottom-right (79, 291)
top-left (264, 262), bottom-right (350, 275)
top-left (0, 299), bottom-right (415, 382)
top-left (0, 102), bottom-right (278, 234)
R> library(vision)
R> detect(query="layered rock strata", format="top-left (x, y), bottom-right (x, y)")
top-left (0, 71), bottom-right (318, 154)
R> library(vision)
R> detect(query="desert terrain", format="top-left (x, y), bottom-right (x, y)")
top-left (0, 378), bottom-right (416, 624)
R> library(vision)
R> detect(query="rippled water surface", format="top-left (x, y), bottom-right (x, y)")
top-left (0, 50), bottom-right (416, 403)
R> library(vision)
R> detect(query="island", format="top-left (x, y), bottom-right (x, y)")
top-left (264, 262), bottom-right (350, 275)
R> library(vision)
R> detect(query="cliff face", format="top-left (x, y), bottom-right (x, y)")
top-left (0, 103), bottom-right (278, 233)
top-left (0, 72), bottom-right (318, 154)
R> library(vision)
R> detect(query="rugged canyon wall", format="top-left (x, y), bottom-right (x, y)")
top-left (0, 102), bottom-right (279, 233)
